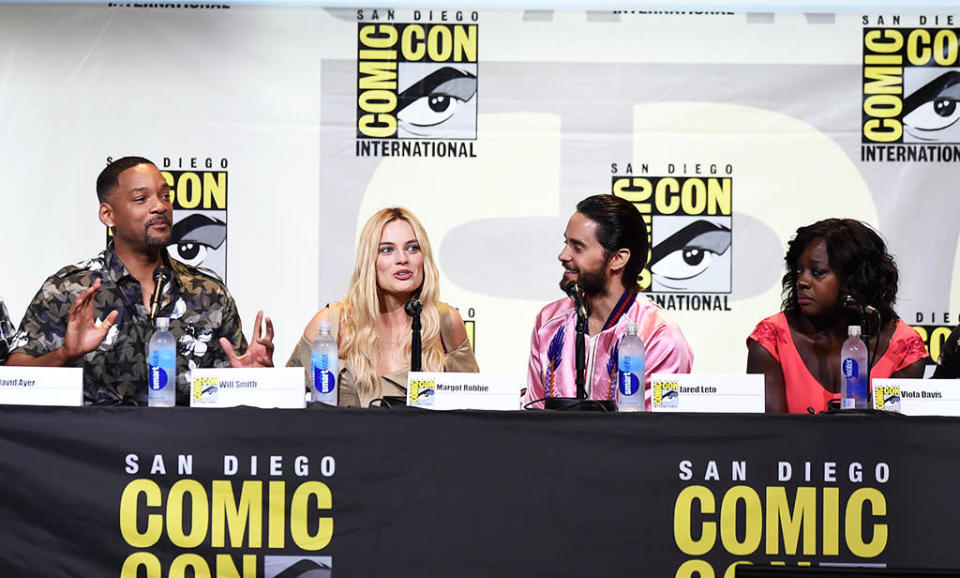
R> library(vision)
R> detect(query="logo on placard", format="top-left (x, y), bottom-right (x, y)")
top-left (653, 380), bottom-right (679, 408)
top-left (104, 156), bottom-right (230, 281)
top-left (862, 16), bottom-right (960, 161)
top-left (611, 161), bottom-right (734, 312)
top-left (355, 9), bottom-right (478, 157)
top-left (874, 385), bottom-right (902, 411)
top-left (409, 379), bottom-right (436, 406)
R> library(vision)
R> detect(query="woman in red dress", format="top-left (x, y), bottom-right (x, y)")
top-left (747, 219), bottom-right (928, 413)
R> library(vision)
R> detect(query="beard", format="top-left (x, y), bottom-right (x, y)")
top-left (559, 258), bottom-right (609, 298)
top-left (144, 216), bottom-right (172, 250)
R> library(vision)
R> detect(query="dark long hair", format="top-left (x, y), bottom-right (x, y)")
top-left (781, 218), bottom-right (899, 323)
top-left (576, 194), bottom-right (649, 289)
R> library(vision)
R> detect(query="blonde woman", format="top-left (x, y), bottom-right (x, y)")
top-left (288, 207), bottom-right (478, 407)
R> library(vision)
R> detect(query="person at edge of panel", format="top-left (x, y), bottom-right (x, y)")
top-left (0, 294), bottom-right (14, 365)
top-left (6, 156), bottom-right (274, 405)
top-left (933, 324), bottom-right (960, 379)
top-left (746, 218), bottom-right (929, 414)
top-left (523, 194), bottom-right (694, 409)
top-left (287, 207), bottom-right (478, 407)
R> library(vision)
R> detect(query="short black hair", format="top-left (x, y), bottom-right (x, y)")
top-left (576, 194), bottom-right (650, 289)
top-left (96, 156), bottom-right (155, 202)
top-left (781, 218), bottom-right (899, 323)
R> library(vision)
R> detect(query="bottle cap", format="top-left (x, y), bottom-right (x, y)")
top-left (626, 322), bottom-right (638, 335)
top-left (155, 317), bottom-right (170, 330)
top-left (848, 325), bottom-right (861, 336)
top-left (317, 321), bottom-right (331, 334)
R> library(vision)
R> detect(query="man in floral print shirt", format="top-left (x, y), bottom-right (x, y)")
top-left (0, 295), bottom-right (14, 365)
top-left (7, 157), bottom-right (273, 405)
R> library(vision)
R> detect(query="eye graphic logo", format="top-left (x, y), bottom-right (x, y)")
top-left (649, 217), bottom-right (731, 293)
top-left (613, 175), bottom-right (733, 294)
top-left (357, 22), bottom-right (478, 141)
top-left (903, 69), bottom-right (960, 142)
top-left (862, 26), bottom-right (960, 152)
top-left (164, 170), bottom-right (229, 281)
top-left (397, 64), bottom-right (477, 138)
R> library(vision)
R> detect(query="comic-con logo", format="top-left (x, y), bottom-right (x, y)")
top-left (612, 164), bottom-right (733, 298)
top-left (356, 10), bottom-right (478, 156)
top-left (862, 19), bottom-right (960, 160)
top-left (162, 159), bottom-right (229, 281)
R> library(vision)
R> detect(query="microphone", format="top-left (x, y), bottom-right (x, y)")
top-left (149, 267), bottom-right (172, 323)
top-left (405, 297), bottom-right (423, 372)
top-left (842, 295), bottom-right (879, 317)
top-left (404, 298), bottom-right (423, 317)
top-left (562, 280), bottom-right (590, 322)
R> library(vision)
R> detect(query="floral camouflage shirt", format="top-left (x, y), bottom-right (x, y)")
top-left (0, 295), bottom-right (14, 365)
top-left (10, 248), bottom-right (247, 405)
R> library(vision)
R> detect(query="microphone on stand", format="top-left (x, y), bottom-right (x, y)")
top-left (561, 280), bottom-right (590, 323)
top-left (149, 267), bottom-right (172, 324)
top-left (841, 295), bottom-right (879, 318)
top-left (405, 297), bottom-right (423, 372)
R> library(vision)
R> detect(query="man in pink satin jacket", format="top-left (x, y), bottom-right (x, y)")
top-left (524, 194), bottom-right (694, 409)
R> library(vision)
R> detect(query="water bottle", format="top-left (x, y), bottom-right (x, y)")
top-left (148, 317), bottom-right (176, 407)
top-left (617, 323), bottom-right (646, 412)
top-left (841, 325), bottom-right (869, 409)
top-left (311, 322), bottom-right (338, 405)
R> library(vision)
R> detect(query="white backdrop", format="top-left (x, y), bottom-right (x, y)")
top-left (2, 4), bottom-right (958, 376)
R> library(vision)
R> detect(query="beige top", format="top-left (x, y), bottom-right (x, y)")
top-left (286, 302), bottom-right (479, 407)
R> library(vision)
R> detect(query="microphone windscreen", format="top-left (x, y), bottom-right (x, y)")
top-left (404, 298), bottom-right (423, 316)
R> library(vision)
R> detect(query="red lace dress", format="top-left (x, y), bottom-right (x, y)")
top-left (748, 313), bottom-right (928, 413)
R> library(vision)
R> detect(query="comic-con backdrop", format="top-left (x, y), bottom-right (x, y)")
top-left (2, 5), bottom-right (959, 377)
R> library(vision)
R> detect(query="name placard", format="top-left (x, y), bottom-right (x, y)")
top-left (190, 368), bottom-right (305, 409)
top-left (407, 372), bottom-right (522, 410)
top-left (650, 373), bottom-right (764, 413)
top-left (0, 367), bottom-right (83, 406)
top-left (873, 378), bottom-right (960, 416)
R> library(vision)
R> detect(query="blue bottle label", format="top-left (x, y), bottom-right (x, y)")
top-left (312, 355), bottom-right (336, 394)
top-left (619, 372), bottom-right (640, 396)
top-left (148, 350), bottom-right (175, 391)
top-left (842, 358), bottom-right (858, 379)
top-left (842, 358), bottom-right (868, 400)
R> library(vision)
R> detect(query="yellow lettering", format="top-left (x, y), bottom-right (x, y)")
top-left (907, 29), bottom-right (932, 65)
top-left (863, 68), bottom-right (903, 95)
top-left (358, 61), bottom-right (398, 90)
top-left (863, 118), bottom-right (903, 142)
top-left (120, 552), bottom-right (161, 578)
top-left (120, 479), bottom-right (162, 548)
top-left (291, 481), bottom-right (334, 551)
top-left (359, 24), bottom-right (397, 48)
top-left (427, 26), bottom-right (453, 61)
top-left (865, 29), bottom-right (903, 53)
top-left (169, 554), bottom-right (210, 578)
top-left (765, 487), bottom-right (817, 556)
top-left (453, 25), bottom-right (478, 62)
top-left (823, 487), bottom-right (840, 556)
top-left (720, 486), bottom-right (762, 556)
top-left (212, 480), bottom-right (263, 548)
top-left (400, 25), bottom-right (426, 61)
top-left (656, 178), bottom-right (681, 215)
top-left (674, 485), bottom-right (716, 556)
top-left (934, 29), bottom-right (959, 66)
top-left (845, 488), bottom-right (887, 558)
top-left (676, 559), bottom-right (715, 578)
top-left (167, 480), bottom-right (209, 548)
top-left (269, 481), bottom-right (285, 548)
top-left (358, 114), bottom-right (396, 138)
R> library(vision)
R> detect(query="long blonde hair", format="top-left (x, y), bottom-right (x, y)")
top-left (339, 208), bottom-right (444, 399)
